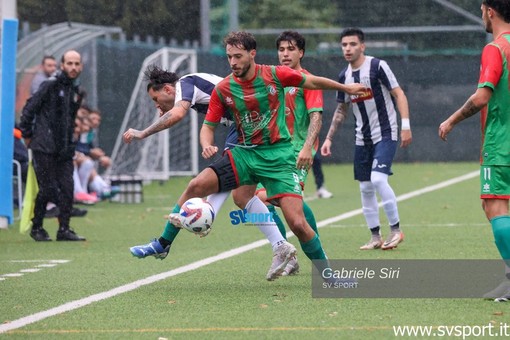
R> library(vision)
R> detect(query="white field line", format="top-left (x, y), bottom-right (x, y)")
top-left (0, 170), bottom-right (479, 334)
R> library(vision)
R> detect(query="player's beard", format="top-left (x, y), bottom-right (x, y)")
top-left (234, 63), bottom-right (251, 79)
top-left (485, 21), bottom-right (493, 34)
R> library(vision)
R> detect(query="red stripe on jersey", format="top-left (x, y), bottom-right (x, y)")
top-left (260, 66), bottom-right (283, 144)
top-left (285, 102), bottom-right (296, 136)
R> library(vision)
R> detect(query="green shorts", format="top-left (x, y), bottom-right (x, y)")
top-left (230, 142), bottom-right (302, 201)
top-left (256, 148), bottom-right (309, 194)
top-left (480, 164), bottom-right (510, 198)
top-left (295, 147), bottom-right (312, 187)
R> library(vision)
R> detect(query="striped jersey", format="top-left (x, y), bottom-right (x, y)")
top-left (285, 69), bottom-right (323, 152)
top-left (337, 56), bottom-right (400, 146)
top-left (205, 64), bottom-right (306, 146)
top-left (478, 32), bottom-right (510, 166)
top-left (175, 73), bottom-right (233, 126)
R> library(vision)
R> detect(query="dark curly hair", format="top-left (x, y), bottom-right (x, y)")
top-left (223, 31), bottom-right (257, 51)
top-left (276, 31), bottom-right (306, 59)
top-left (144, 65), bottom-right (179, 92)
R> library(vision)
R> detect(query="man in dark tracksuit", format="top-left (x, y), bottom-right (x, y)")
top-left (20, 50), bottom-right (86, 241)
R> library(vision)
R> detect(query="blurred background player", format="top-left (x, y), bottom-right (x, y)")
top-left (312, 153), bottom-right (333, 198)
top-left (321, 27), bottom-right (412, 250)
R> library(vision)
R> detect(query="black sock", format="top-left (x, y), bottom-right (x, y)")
top-left (390, 222), bottom-right (400, 232)
top-left (158, 237), bottom-right (172, 248)
top-left (370, 226), bottom-right (380, 236)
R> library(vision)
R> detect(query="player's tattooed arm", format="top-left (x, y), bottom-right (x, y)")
top-left (305, 111), bottom-right (322, 148)
top-left (325, 103), bottom-right (348, 141)
top-left (459, 98), bottom-right (482, 119)
top-left (143, 100), bottom-right (191, 137)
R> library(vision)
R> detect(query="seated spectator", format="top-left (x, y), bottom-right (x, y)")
top-left (76, 108), bottom-right (111, 170)
top-left (73, 115), bottom-right (118, 202)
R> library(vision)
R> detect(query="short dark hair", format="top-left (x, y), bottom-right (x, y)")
top-left (276, 31), bottom-right (306, 56)
top-left (483, 0), bottom-right (510, 22)
top-left (340, 27), bottom-right (365, 43)
top-left (223, 31), bottom-right (257, 51)
top-left (41, 55), bottom-right (55, 65)
top-left (144, 65), bottom-right (179, 92)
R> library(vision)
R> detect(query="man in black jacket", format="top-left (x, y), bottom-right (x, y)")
top-left (20, 50), bottom-right (86, 241)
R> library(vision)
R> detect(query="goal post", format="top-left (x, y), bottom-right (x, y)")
top-left (107, 47), bottom-right (199, 181)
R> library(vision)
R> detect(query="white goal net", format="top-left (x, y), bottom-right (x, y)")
top-left (107, 47), bottom-right (199, 181)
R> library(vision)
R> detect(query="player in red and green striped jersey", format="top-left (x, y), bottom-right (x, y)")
top-left (196, 31), bottom-right (365, 276)
top-left (252, 31), bottom-right (325, 277)
top-left (439, 0), bottom-right (510, 301)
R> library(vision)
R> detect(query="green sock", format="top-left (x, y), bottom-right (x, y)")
top-left (491, 216), bottom-right (510, 262)
top-left (303, 202), bottom-right (319, 236)
top-left (268, 205), bottom-right (287, 240)
top-left (299, 233), bottom-right (327, 260)
top-left (160, 204), bottom-right (181, 244)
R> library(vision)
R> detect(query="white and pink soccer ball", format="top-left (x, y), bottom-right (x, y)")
top-left (179, 197), bottom-right (215, 234)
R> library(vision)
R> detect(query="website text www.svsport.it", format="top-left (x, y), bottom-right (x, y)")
top-left (393, 323), bottom-right (510, 339)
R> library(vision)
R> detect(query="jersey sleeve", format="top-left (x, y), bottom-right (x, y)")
top-left (478, 44), bottom-right (503, 90)
top-left (336, 69), bottom-right (349, 104)
top-left (204, 89), bottom-right (223, 126)
top-left (275, 65), bottom-right (306, 87)
top-left (175, 77), bottom-right (196, 104)
top-left (303, 88), bottom-right (323, 114)
top-left (378, 60), bottom-right (399, 90)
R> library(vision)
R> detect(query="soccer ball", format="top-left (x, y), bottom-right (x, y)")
top-left (179, 197), bottom-right (215, 234)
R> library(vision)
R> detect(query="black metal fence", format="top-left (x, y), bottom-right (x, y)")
top-left (95, 40), bottom-right (481, 167)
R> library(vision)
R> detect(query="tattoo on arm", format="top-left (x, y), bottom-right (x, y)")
top-left (144, 101), bottom-right (191, 137)
top-left (305, 111), bottom-right (322, 147)
top-left (144, 111), bottom-right (174, 137)
top-left (326, 104), bottom-right (347, 140)
top-left (178, 101), bottom-right (191, 111)
top-left (460, 99), bottom-right (481, 119)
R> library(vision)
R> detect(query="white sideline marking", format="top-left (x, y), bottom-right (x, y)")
top-left (1, 260), bottom-right (70, 283)
top-left (317, 170), bottom-right (479, 228)
top-left (0, 170), bottom-right (479, 334)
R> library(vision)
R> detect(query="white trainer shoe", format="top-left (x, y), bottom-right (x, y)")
top-left (359, 236), bottom-right (383, 250)
top-left (316, 186), bottom-right (333, 199)
top-left (281, 256), bottom-right (300, 276)
top-left (266, 241), bottom-right (297, 281)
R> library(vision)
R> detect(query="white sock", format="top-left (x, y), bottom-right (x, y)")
top-left (371, 171), bottom-right (400, 226)
top-left (245, 196), bottom-right (285, 251)
top-left (206, 191), bottom-right (230, 216)
top-left (89, 175), bottom-right (108, 194)
top-left (73, 167), bottom-right (86, 194)
top-left (78, 159), bottom-right (95, 192)
top-left (359, 181), bottom-right (380, 229)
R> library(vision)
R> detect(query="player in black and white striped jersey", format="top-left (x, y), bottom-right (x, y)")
top-left (321, 28), bottom-right (412, 251)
